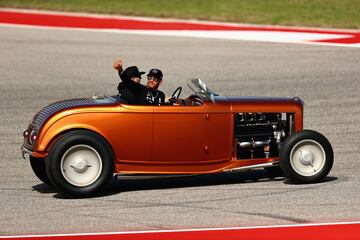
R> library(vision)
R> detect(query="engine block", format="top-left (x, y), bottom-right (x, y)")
top-left (234, 113), bottom-right (287, 159)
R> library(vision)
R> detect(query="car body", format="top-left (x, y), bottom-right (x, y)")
top-left (22, 79), bottom-right (333, 198)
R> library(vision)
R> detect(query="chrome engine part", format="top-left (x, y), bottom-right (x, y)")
top-left (234, 112), bottom-right (288, 159)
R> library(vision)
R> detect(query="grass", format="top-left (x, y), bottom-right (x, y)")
top-left (0, 0), bottom-right (359, 29)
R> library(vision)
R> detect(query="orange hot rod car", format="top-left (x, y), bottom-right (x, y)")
top-left (22, 79), bottom-right (333, 198)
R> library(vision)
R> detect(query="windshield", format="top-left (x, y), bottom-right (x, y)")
top-left (187, 79), bottom-right (218, 102)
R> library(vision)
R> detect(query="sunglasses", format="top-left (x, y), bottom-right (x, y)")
top-left (147, 76), bottom-right (161, 82)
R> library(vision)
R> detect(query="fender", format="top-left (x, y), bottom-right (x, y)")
top-left (35, 112), bottom-right (113, 153)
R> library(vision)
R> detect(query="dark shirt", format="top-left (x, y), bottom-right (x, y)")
top-left (117, 70), bottom-right (165, 105)
top-left (145, 90), bottom-right (165, 106)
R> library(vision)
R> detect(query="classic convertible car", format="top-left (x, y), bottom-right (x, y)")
top-left (22, 79), bottom-right (333, 198)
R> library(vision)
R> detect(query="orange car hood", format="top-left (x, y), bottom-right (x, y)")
top-left (225, 96), bottom-right (303, 112)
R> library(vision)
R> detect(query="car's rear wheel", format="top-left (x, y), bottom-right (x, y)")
top-left (279, 130), bottom-right (333, 183)
top-left (46, 130), bottom-right (114, 198)
top-left (30, 156), bottom-right (52, 186)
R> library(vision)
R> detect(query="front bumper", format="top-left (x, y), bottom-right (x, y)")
top-left (21, 145), bottom-right (33, 159)
top-left (21, 145), bottom-right (46, 159)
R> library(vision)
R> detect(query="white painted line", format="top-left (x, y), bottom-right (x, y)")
top-left (108, 29), bottom-right (350, 42)
top-left (1, 23), bottom-right (359, 48)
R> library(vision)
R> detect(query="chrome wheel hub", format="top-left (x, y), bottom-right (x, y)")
top-left (70, 158), bottom-right (91, 173)
top-left (299, 150), bottom-right (314, 166)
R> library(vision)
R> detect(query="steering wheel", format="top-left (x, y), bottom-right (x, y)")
top-left (168, 87), bottom-right (182, 104)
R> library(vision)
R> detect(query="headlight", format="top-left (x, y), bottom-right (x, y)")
top-left (23, 130), bottom-right (29, 137)
top-left (28, 129), bottom-right (38, 145)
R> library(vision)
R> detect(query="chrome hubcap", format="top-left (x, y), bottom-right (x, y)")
top-left (70, 158), bottom-right (92, 173)
top-left (290, 139), bottom-right (326, 177)
top-left (60, 145), bottom-right (102, 187)
top-left (299, 150), bottom-right (314, 166)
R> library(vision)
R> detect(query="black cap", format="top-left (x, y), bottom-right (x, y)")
top-left (124, 66), bottom-right (145, 78)
top-left (147, 68), bottom-right (163, 80)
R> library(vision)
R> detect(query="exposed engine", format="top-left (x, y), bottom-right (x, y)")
top-left (234, 112), bottom-right (291, 159)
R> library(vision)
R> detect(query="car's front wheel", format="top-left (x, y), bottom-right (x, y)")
top-left (279, 130), bottom-right (333, 183)
top-left (46, 130), bottom-right (114, 198)
top-left (30, 156), bottom-right (52, 186)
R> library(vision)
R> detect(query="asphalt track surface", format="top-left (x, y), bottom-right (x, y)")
top-left (0, 25), bottom-right (359, 235)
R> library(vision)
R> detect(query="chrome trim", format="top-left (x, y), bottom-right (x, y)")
top-left (293, 96), bottom-right (305, 106)
top-left (239, 140), bottom-right (270, 148)
top-left (21, 145), bottom-right (33, 159)
top-left (224, 162), bottom-right (279, 173)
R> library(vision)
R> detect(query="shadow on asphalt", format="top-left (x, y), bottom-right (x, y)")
top-left (109, 170), bottom-right (286, 193)
top-left (32, 183), bottom-right (56, 194)
top-left (32, 169), bottom-right (337, 199)
top-left (283, 176), bottom-right (338, 185)
top-left (103, 170), bottom-right (337, 195)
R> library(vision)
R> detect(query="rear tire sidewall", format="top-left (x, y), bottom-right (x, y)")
top-left (279, 130), bottom-right (333, 183)
top-left (46, 130), bottom-right (114, 198)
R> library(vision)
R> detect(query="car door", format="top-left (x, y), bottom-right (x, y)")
top-left (111, 104), bottom-right (153, 163)
top-left (152, 105), bottom-right (207, 164)
top-left (203, 110), bottom-right (233, 162)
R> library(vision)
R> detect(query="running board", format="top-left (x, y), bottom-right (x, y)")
top-left (223, 162), bottom-right (279, 173)
top-left (115, 174), bottom-right (196, 180)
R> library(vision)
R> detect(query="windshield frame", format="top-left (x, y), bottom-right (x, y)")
top-left (187, 79), bottom-right (218, 103)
